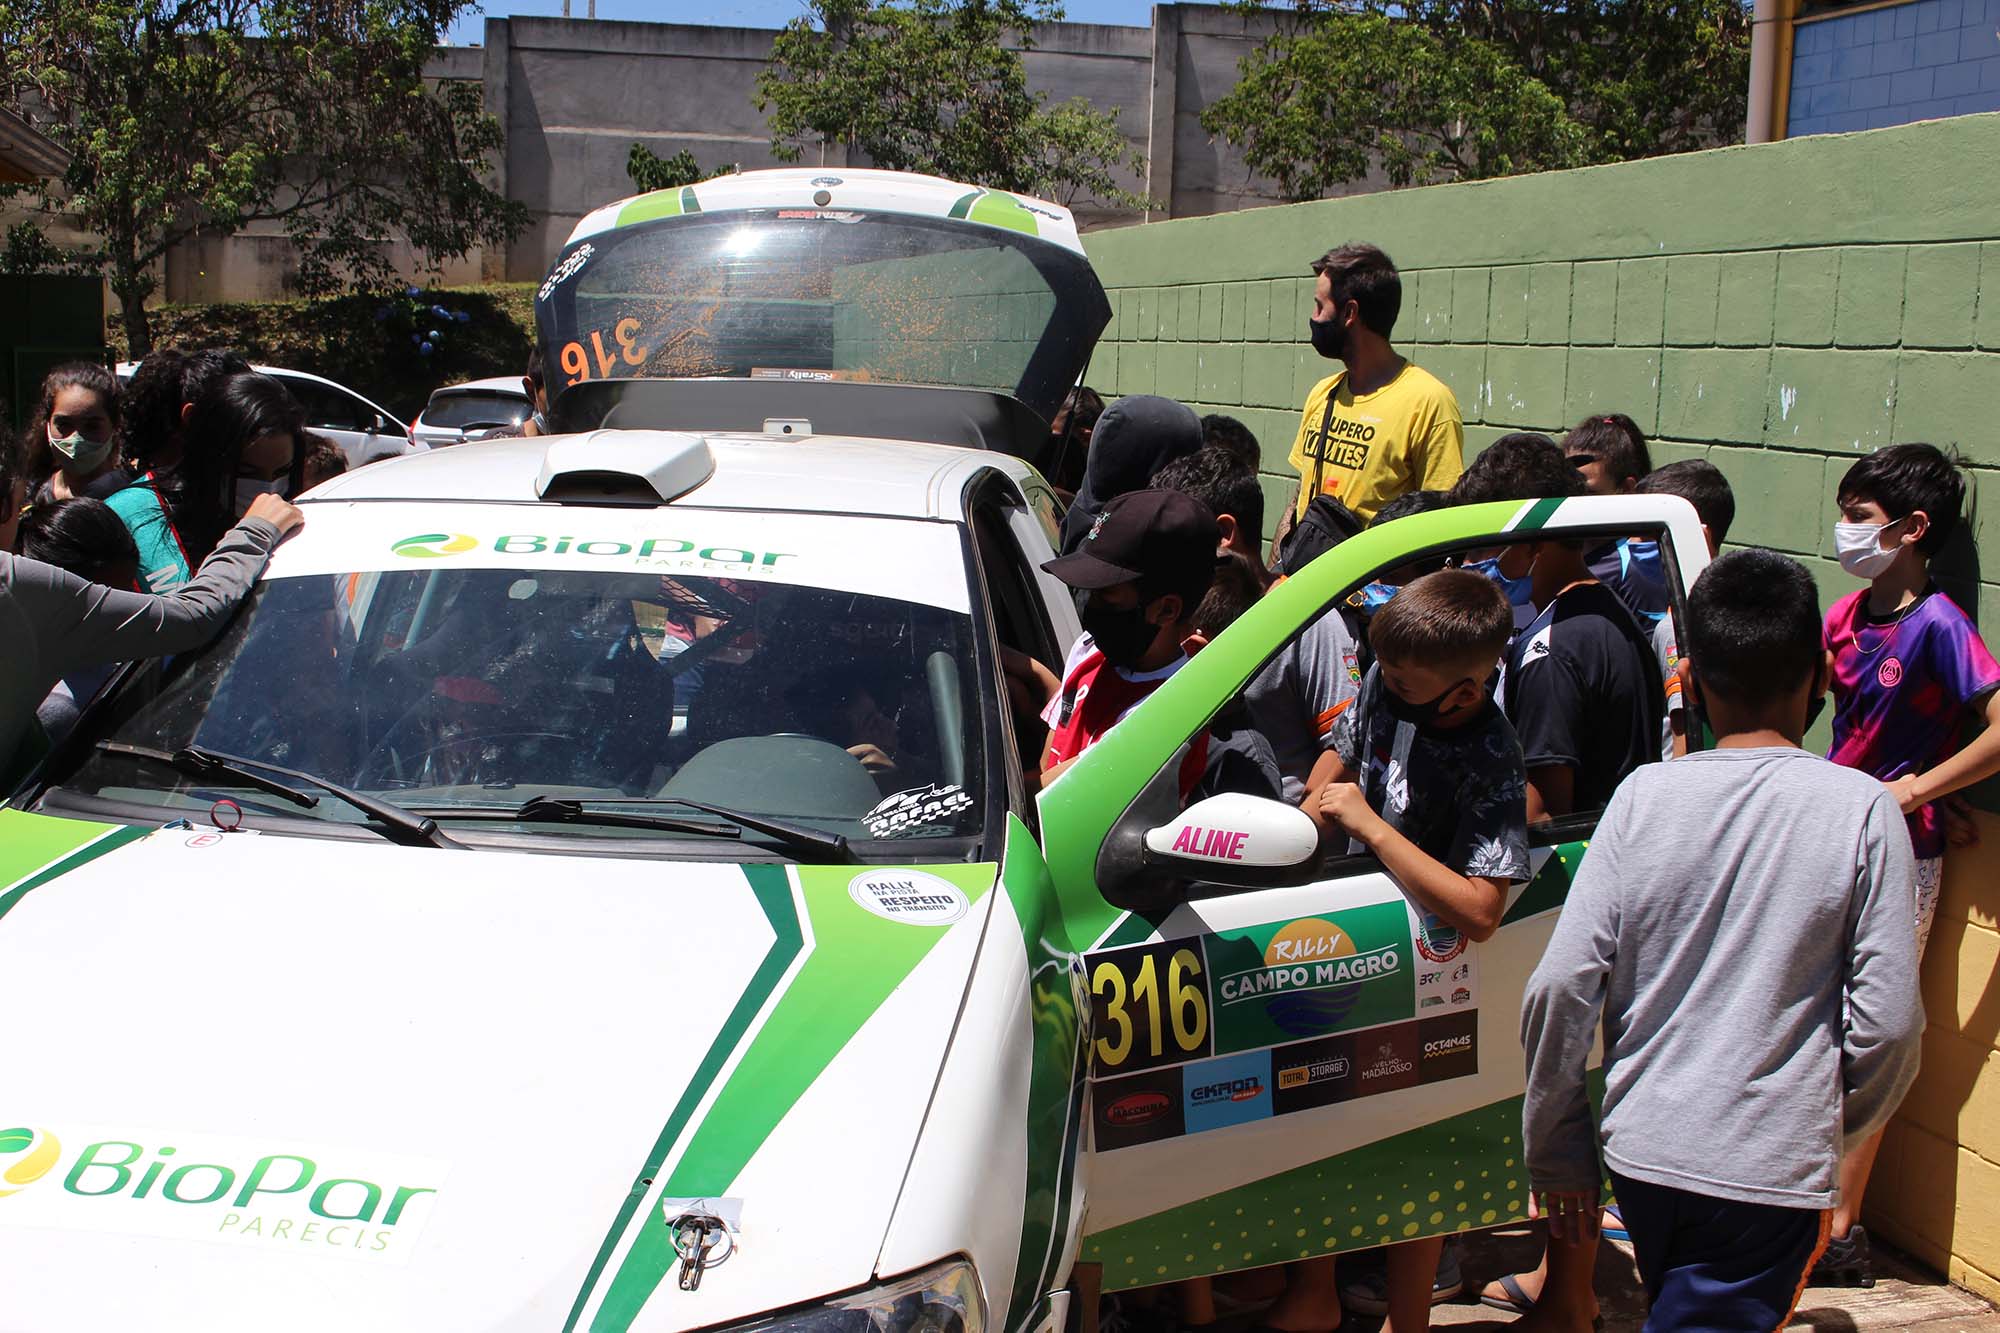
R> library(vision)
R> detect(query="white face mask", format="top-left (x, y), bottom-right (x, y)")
top-left (1834, 517), bottom-right (1906, 580)
top-left (49, 428), bottom-right (114, 474)
top-left (234, 477), bottom-right (287, 516)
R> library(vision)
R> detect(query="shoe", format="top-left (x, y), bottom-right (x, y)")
top-left (1336, 1240), bottom-right (1464, 1317)
top-left (1602, 1203), bottom-right (1630, 1244)
top-left (1811, 1225), bottom-right (1876, 1288)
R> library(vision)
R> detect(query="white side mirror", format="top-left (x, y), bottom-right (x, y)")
top-left (1144, 793), bottom-right (1320, 873)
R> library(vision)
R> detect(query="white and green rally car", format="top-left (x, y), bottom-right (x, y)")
top-left (0, 170), bottom-right (1713, 1333)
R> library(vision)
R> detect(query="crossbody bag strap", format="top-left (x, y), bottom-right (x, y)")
top-left (1308, 373), bottom-right (1342, 502)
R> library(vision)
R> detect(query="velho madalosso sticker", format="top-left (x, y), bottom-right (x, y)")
top-left (847, 869), bottom-right (969, 926)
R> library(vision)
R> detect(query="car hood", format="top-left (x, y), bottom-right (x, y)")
top-left (0, 813), bottom-right (997, 1333)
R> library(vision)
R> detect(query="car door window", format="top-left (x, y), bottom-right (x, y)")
top-left (284, 379), bottom-right (368, 432)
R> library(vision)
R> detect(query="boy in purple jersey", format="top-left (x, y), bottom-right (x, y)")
top-left (1819, 442), bottom-right (2000, 1284)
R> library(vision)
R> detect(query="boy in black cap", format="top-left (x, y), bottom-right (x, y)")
top-left (1037, 487), bottom-right (1220, 793)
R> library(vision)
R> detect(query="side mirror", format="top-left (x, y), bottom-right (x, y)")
top-left (1142, 793), bottom-right (1322, 889)
top-left (369, 414), bottom-right (387, 434)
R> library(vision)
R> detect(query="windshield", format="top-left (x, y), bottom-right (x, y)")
top-left (425, 390), bottom-right (527, 430)
top-left (535, 209), bottom-right (1109, 424)
top-left (51, 515), bottom-right (987, 855)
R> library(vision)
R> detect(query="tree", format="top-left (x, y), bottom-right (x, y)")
top-left (1202, 0), bottom-right (1752, 201)
top-left (0, 1), bottom-right (528, 355)
top-left (755, 0), bottom-right (1151, 211)
top-left (626, 144), bottom-right (707, 195)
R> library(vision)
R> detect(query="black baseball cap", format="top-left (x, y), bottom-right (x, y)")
top-left (1043, 488), bottom-right (1221, 593)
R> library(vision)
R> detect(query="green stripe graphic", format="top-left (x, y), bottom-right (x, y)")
top-left (0, 810), bottom-right (147, 924)
top-left (999, 818), bottom-right (1087, 1326)
top-left (564, 864), bottom-right (803, 1333)
top-left (589, 863), bottom-right (995, 1332)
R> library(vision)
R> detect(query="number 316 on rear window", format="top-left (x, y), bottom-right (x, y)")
top-left (560, 318), bottom-right (651, 386)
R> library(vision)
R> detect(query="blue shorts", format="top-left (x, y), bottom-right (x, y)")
top-left (1610, 1171), bottom-right (1830, 1333)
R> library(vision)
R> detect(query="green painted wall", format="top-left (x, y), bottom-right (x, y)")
top-left (1080, 112), bottom-right (2000, 636)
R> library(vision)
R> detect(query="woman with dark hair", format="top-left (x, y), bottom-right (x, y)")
top-left (21, 362), bottom-right (125, 504)
top-left (109, 367), bottom-right (304, 588)
top-left (179, 371), bottom-right (306, 556)
top-left (19, 497), bottom-right (143, 744)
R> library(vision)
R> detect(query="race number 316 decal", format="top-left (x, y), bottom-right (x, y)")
top-left (559, 317), bottom-right (651, 386)
top-left (1090, 939), bottom-right (1212, 1075)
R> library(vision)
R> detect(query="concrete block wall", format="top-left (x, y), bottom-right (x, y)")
top-left (1080, 111), bottom-right (2000, 1295)
top-left (1788, 0), bottom-right (2000, 137)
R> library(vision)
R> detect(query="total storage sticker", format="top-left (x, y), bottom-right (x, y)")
top-left (847, 869), bottom-right (970, 926)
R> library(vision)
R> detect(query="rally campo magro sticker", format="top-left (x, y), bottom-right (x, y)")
top-left (847, 869), bottom-right (969, 926)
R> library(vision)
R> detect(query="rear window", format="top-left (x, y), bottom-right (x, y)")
top-left (425, 390), bottom-right (528, 430)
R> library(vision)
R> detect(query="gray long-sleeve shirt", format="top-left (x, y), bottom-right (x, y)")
top-left (1, 516), bottom-right (282, 776)
top-left (1521, 746), bottom-right (1924, 1210)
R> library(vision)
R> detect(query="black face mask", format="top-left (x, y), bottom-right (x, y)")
top-left (1308, 316), bottom-right (1347, 361)
top-left (1080, 592), bottom-right (1162, 670)
top-left (1379, 677), bottom-right (1472, 728)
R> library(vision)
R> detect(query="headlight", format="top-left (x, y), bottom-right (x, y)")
top-left (721, 1259), bottom-right (983, 1333)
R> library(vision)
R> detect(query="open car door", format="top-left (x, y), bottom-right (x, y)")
top-left (1034, 495), bottom-right (1713, 1293)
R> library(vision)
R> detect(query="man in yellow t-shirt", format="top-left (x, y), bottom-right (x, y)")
top-left (1278, 243), bottom-right (1464, 541)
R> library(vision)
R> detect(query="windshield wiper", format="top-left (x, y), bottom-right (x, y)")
top-left (415, 795), bottom-right (742, 840)
top-left (94, 742), bottom-right (460, 850)
top-left (642, 796), bottom-right (855, 864)
top-left (455, 794), bottom-right (856, 863)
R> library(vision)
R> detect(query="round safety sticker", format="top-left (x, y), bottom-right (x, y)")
top-left (847, 869), bottom-right (969, 927)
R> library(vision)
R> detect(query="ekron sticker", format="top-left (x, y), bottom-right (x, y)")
top-left (847, 869), bottom-right (970, 926)
top-left (0, 1122), bottom-right (447, 1263)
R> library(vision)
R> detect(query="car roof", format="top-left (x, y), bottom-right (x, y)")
top-left (427, 377), bottom-right (528, 398)
top-left (112, 360), bottom-right (397, 416)
top-left (565, 167), bottom-right (1087, 257)
top-left (303, 429), bottom-right (1039, 522)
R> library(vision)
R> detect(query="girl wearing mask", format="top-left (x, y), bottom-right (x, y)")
top-left (22, 363), bottom-right (126, 505)
top-left (110, 368), bottom-right (304, 590)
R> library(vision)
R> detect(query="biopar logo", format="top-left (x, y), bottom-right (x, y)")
top-left (0, 1126), bottom-right (61, 1197)
top-left (388, 531), bottom-right (796, 569)
top-left (391, 532), bottom-right (478, 559)
top-left (0, 1129), bottom-right (442, 1260)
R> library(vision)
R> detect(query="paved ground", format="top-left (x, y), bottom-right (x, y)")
top-left (1404, 1223), bottom-right (2000, 1331)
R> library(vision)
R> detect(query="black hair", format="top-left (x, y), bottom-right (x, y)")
top-left (1637, 459), bottom-right (1735, 546)
top-left (525, 343), bottom-right (546, 391)
top-left (1686, 549), bottom-right (1823, 711)
top-left (1563, 413), bottom-right (1651, 486)
top-left (0, 417), bottom-right (19, 522)
top-left (1370, 489), bottom-right (1450, 527)
top-left (1062, 384), bottom-right (1105, 430)
top-left (21, 362), bottom-right (121, 486)
top-left (120, 346), bottom-right (251, 471)
top-left (173, 370), bottom-right (305, 562)
top-left (1311, 243), bottom-right (1401, 338)
top-left (1837, 442), bottom-right (1965, 555)
top-left (1450, 432), bottom-right (1584, 505)
top-left (18, 497), bottom-right (140, 584)
top-left (1192, 549), bottom-right (1265, 639)
top-left (1200, 414), bottom-right (1261, 472)
top-left (1151, 446), bottom-right (1264, 541)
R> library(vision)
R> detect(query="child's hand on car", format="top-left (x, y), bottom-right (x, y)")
top-left (1315, 782), bottom-right (1386, 844)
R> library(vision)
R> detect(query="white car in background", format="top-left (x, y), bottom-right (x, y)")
top-left (114, 362), bottom-right (421, 468)
top-left (412, 375), bottom-right (532, 447)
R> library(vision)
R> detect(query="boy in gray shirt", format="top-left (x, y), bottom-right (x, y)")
top-left (1521, 549), bottom-right (1923, 1333)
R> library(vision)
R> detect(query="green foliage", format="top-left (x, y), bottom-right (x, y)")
top-left (1203, 0), bottom-right (1753, 201)
top-left (0, 221), bottom-right (85, 276)
top-left (105, 283), bottom-right (538, 421)
top-left (755, 0), bottom-right (1152, 210)
top-left (626, 144), bottom-right (720, 195)
top-left (0, 1), bottom-right (529, 355)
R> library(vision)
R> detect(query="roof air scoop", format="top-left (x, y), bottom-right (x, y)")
top-left (534, 430), bottom-right (715, 504)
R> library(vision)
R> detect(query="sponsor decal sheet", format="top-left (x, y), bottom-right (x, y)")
top-left (1088, 900), bottom-right (1479, 1151)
